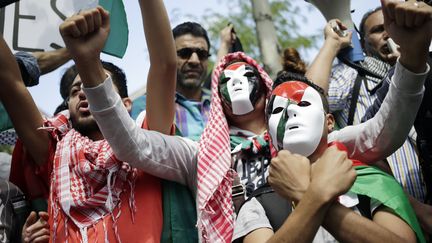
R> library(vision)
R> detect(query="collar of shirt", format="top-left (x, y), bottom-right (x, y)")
top-left (175, 88), bottom-right (211, 106)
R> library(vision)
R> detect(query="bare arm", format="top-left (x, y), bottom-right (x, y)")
top-left (216, 24), bottom-right (235, 63)
top-left (244, 188), bottom-right (331, 243)
top-left (32, 48), bottom-right (71, 75)
top-left (323, 203), bottom-right (415, 243)
top-left (245, 147), bottom-right (356, 243)
top-left (0, 36), bottom-right (49, 165)
top-left (139, 0), bottom-right (177, 134)
top-left (306, 19), bottom-right (352, 92)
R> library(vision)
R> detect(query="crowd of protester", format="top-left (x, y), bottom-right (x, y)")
top-left (0, 0), bottom-right (431, 242)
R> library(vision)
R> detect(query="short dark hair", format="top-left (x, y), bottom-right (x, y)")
top-left (60, 61), bottom-right (128, 100)
top-left (359, 6), bottom-right (382, 42)
top-left (172, 22), bottom-right (211, 50)
top-left (59, 65), bottom-right (78, 100)
top-left (273, 71), bottom-right (329, 113)
top-left (101, 61), bottom-right (128, 98)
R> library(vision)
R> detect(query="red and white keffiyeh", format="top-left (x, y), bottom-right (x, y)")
top-left (44, 111), bottom-right (137, 243)
top-left (197, 52), bottom-right (273, 242)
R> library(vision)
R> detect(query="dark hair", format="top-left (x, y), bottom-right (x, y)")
top-left (359, 6), bottom-right (382, 42)
top-left (273, 71), bottom-right (329, 113)
top-left (281, 47), bottom-right (307, 75)
top-left (59, 65), bottom-right (78, 100)
top-left (101, 61), bottom-right (128, 98)
top-left (60, 61), bottom-right (128, 100)
top-left (172, 22), bottom-right (211, 50)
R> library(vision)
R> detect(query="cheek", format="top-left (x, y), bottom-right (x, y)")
top-left (219, 84), bottom-right (232, 104)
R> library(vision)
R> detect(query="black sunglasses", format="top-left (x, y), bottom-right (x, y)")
top-left (177, 48), bottom-right (211, 61)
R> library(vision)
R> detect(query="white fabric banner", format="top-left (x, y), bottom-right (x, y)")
top-left (1, 0), bottom-right (98, 52)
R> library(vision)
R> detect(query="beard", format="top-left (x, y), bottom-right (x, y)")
top-left (70, 115), bottom-right (100, 138)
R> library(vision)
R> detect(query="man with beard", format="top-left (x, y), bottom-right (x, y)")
top-left (326, 4), bottom-right (426, 202)
top-left (77, 5), bottom-right (429, 240)
top-left (0, 0), bottom-right (177, 240)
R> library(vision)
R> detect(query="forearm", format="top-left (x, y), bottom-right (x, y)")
top-left (0, 37), bottom-right (48, 165)
top-left (139, 0), bottom-right (176, 134)
top-left (217, 41), bottom-right (230, 64)
top-left (323, 203), bottom-right (407, 243)
top-left (268, 189), bottom-right (330, 243)
top-left (84, 78), bottom-right (198, 189)
top-left (306, 40), bottom-right (340, 93)
top-left (32, 48), bottom-right (71, 74)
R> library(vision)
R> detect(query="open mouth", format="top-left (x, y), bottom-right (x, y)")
top-left (381, 45), bottom-right (391, 55)
top-left (289, 126), bottom-right (299, 130)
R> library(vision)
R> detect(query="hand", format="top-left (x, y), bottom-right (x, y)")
top-left (381, 0), bottom-right (432, 72)
top-left (59, 7), bottom-right (110, 62)
top-left (268, 150), bottom-right (311, 203)
top-left (219, 23), bottom-right (236, 46)
top-left (309, 145), bottom-right (356, 203)
top-left (22, 211), bottom-right (50, 243)
top-left (324, 19), bottom-right (352, 52)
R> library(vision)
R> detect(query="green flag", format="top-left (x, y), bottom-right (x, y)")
top-left (350, 165), bottom-right (425, 243)
top-left (99, 0), bottom-right (128, 58)
top-left (0, 103), bottom-right (13, 132)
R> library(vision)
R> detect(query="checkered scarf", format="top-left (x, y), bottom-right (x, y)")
top-left (197, 52), bottom-right (273, 242)
top-left (44, 111), bottom-right (136, 243)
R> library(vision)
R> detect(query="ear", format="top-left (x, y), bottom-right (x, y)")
top-left (326, 113), bottom-right (335, 133)
top-left (122, 97), bottom-right (133, 113)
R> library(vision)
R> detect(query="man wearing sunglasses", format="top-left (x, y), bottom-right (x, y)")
top-left (130, 22), bottom-right (213, 242)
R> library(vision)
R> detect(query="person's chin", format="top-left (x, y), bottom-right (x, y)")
top-left (180, 78), bottom-right (202, 88)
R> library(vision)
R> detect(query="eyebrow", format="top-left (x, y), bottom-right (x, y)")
top-left (368, 24), bottom-right (384, 33)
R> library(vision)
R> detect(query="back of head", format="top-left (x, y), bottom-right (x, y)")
top-left (172, 22), bottom-right (211, 50)
top-left (281, 48), bottom-right (307, 75)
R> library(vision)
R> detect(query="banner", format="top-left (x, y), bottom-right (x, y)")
top-left (0, 0), bottom-right (128, 58)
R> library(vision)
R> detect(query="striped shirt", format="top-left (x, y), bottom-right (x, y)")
top-left (328, 63), bottom-right (426, 201)
top-left (174, 89), bottom-right (211, 141)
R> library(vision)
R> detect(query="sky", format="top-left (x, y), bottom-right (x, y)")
top-left (21, 0), bottom-right (381, 115)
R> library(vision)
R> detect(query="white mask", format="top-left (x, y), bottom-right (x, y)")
top-left (219, 62), bottom-right (261, 115)
top-left (267, 81), bottom-right (325, 157)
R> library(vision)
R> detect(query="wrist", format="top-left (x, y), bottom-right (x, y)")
top-left (399, 52), bottom-right (428, 73)
top-left (323, 39), bottom-right (341, 56)
top-left (75, 58), bottom-right (107, 88)
top-left (308, 181), bottom-right (337, 205)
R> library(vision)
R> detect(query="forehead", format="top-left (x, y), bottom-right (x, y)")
top-left (364, 10), bottom-right (384, 32)
top-left (224, 62), bottom-right (250, 72)
top-left (175, 34), bottom-right (208, 51)
top-left (271, 81), bottom-right (309, 103)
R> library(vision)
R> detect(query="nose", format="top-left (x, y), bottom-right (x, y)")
top-left (286, 104), bottom-right (298, 119)
top-left (382, 30), bottom-right (389, 40)
top-left (78, 89), bottom-right (86, 100)
top-left (188, 52), bottom-right (200, 64)
top-left (231, 77), bottom-right (243, 87)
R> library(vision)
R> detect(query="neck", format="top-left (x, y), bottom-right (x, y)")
top-left (228, 110), bottom-right (267, 135)
top-left (177, 86), bottom-right (202, 101)
top-left (308, 136), bottom-right (328, 163)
